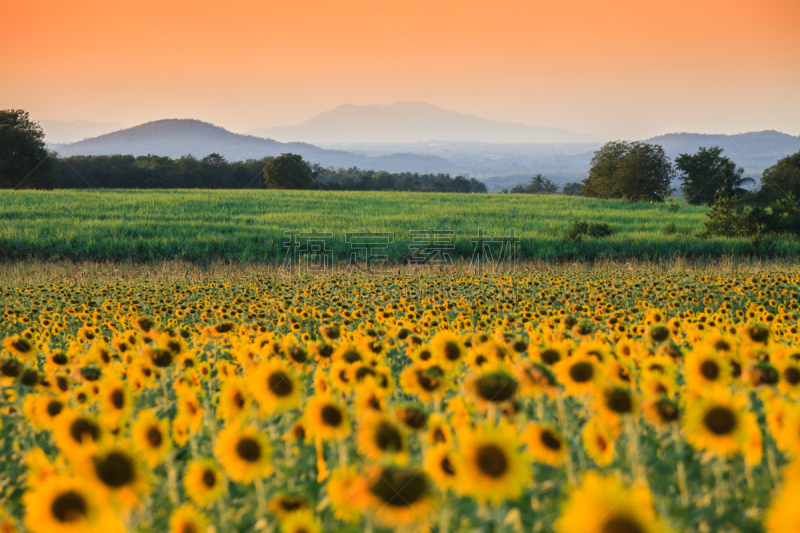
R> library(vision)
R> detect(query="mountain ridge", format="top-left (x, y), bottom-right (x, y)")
top-left (243, 101), bottom-right (602, 144)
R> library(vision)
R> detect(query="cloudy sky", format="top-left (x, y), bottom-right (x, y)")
top-left (2, 0), bottom-right (798, 141)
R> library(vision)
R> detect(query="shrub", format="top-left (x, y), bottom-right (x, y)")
top-left (564, 221), bottom-right (613, 241)
top-left (663, 222), bottom-right (677, 235)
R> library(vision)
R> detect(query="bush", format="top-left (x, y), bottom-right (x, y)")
top-left (663, 222), bottom-right (676, 235)
top-left (564, 221), bottom-right (613, 241)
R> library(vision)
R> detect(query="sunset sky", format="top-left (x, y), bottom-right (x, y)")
top-left (1, 0), bottom-right (798, 142)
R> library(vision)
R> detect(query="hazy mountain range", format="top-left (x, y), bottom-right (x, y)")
top-left (46, 102), bottom-right (800, 191)
top-left (49, 119), bottom-right (454, 174)
top-left (242, 101), bottom-right (602, 144)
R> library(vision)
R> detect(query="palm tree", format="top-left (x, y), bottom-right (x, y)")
top-left (541, 178), bottom-right (560, 194)
top-left (529, 174), bottom-right (546, 193)
top-left (714, 161), bottom-right (755, 200)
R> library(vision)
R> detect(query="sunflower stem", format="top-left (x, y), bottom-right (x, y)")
top-left (439, 505), bottom-right (450, 533)
top-left (166, 449), bottom-right (179, 504)
top-left (671, 423), bottom-right (689, 507)
top-left (555, 389), bottom-right (577, 486)
top-left (338, 438), bottom-right (348, 467)
top-left (625, 416), bottom-right (642, 482)
top-left (766, 442), bottom-right (780, 490)
top-left (217, 490), bottom-right (231, 532)
top-left (255, 476), bottom-right (267, 521)
top-left (713, 457), bottom-right (726, 516)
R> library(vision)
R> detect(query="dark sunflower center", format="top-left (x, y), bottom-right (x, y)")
top-left (785, 367), bottom-right (800, 385)
top-left (94, 452), bottom-right (135, 488)
top-left (321, 405), bottom-right (343, 427)
top-left (540, 430), bottom-right (562, 451)
top-left (415, 371), bottom-right (439, 392)
top-left (540, 349), bottom-right (561, 365)
top-left (279, 499), bottom-right (304, 511)
top-left (202, 469), bottom-right (216, 488)
top-left (399, 408), bottom-right (427, 429)
top-left (443, 342), bottom-right (462, 361)
top-left (569, 361), bottom-right (594, 383)
top-left (233, 392), bottom-right (245, 408)
top-left (110, 389), bottom-right (125, 409)
top-left (70, 418), bottom-right (100, 443)
top-left (289, 348), bottom-right (307, 364)
top-left (146, 426), bottom-right (163, 448)
top-left (369, 469), bottom-right (428, 507)
top-left (433, 428), bottom-right (446, 443)
top-left (47, 400), bottom-right (63, 417)
top-left (440, 456), bottom-right (456, 476)
top-left (53, 353), bottom-right (68, 365)
top-left (475, 373), bottom-right (518, 402)
top-left (236, 437), bottom-right (262, 462)
top-left (151, 350), bottom-right (173, 367)
top-left (704, 406), bottom-right (736, 435)
top-left (656, 399), bottom-right (680, 422)
top-left (375, 422), bottom-right (403, 452)
top-left (601, 516), bottom-right (645, 533)
top-left (476, 445), bottom-right (508, 478)
top-left (11, 339), bottom-right (32, 353)
top-left (605, 389), bottom-right (633, 414)
top-left (268, 372), bottom-right (294, 397)
top-left (50, 490), bottom-right (87, 523)
top-left (700, 360), bottom-right (719, 380)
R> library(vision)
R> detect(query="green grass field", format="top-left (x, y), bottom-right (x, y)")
top-left (1, 189), bottom-right (798, 263)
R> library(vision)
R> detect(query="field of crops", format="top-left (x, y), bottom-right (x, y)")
top-left (0, 263), bottom-right (799, 532)
top-left (4, 190), bottom-right (800, 263)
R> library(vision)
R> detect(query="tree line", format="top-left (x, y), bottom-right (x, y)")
top-left (0, 110), bottom-right (486, 193)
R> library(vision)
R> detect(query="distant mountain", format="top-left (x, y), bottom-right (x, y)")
top-left (243, 101), bottom-right (602, 144)
top-left (39, 119), bottom-right (126, 144)
top-left (49, 119), bottom-right (454, 173)
top-left (645, 130), bottom-right (800, 168)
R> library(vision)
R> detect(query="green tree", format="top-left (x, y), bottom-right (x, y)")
top-left (675, 146), bottom-right (751, 205)
top-left (0, 109), bottom-right (53, 189)
top-left (583, 141), bottom-right (674, 201)
top-left (562, 182), bottom-right (583, 196)
top-left (263, 153), bottom-right (314, 190)
top-left (759, 149), bottom-right (800, 203)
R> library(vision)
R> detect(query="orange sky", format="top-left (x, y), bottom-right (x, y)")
top-left (1, 0), bottom-right (798, 141)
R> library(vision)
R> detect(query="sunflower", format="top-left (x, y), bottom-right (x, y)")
top-left (327, 466), bottom-right (363, 524)
top-left (168, 504), bottom-right (209, 533)
top-left (23, 475), bottom-right (122, 533)
top-left (764, 460), bottom-right (800, 533)
top-left (429, 330), bottom-right (467, 370)
top-left (595, 386), bottom-right (638, 427)
top-left (684, 347), bottom-right (732, 392)
top-left (84, 445), bottom-right (151, 510)
top-left (555, 470), bottom-right (668, 533)
top-left (267, 493), bottom-right (309, 521)
top-left (424, 444), bottom-right (460, 492)
top-left (641, 396), bottom-right (681, 431)
top-left (399, 362), bottom-right (448, 403)
top-left (425, 413), bottom-right (453, 446)
top-left (217, 377), bottom-right (251, 421)
top-left (517, 359), bottom-right (557, 398)
top-left (184, 459), bottom-right (224, 508)
top-left (466, 370), bottom-right (519, 409)
top-left (684, 389), bottom-right (748, 458)
top-left (356, 412), bottom-right (408, 464)
top-left (357, 467), bottom-right (437, 529)
top-left (98, 376), bottom-right (131, 426)
top-left (53, 410), bottom-right (106, 461)
top-left (305, 395), bottom-right (351, 441)
top-left (4, 334), bottom-right (37, 361)
top-left (279, 510), bottom-right (322, 533)
top-left (581, 417), bottom-right (616, 466)
top-left (456, 423), bottom-right (531, 504)
top-left (130, 409), bottom-right (172, 469)
top-left (215, 425), bottom-right (273, 483)
top-left (523, 423), bottom-right (568, 466)
top-left (554, 355), bottom-right (602, 397)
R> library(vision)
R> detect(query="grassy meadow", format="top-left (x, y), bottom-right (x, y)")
top-left (3, 189), bottom-right (798, 263)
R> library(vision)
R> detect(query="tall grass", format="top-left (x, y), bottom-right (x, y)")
top-left (1, 189), bottom-right (798, 263)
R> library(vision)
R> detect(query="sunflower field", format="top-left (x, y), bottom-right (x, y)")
top-left (1, 265), bottom-right (800, 532)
